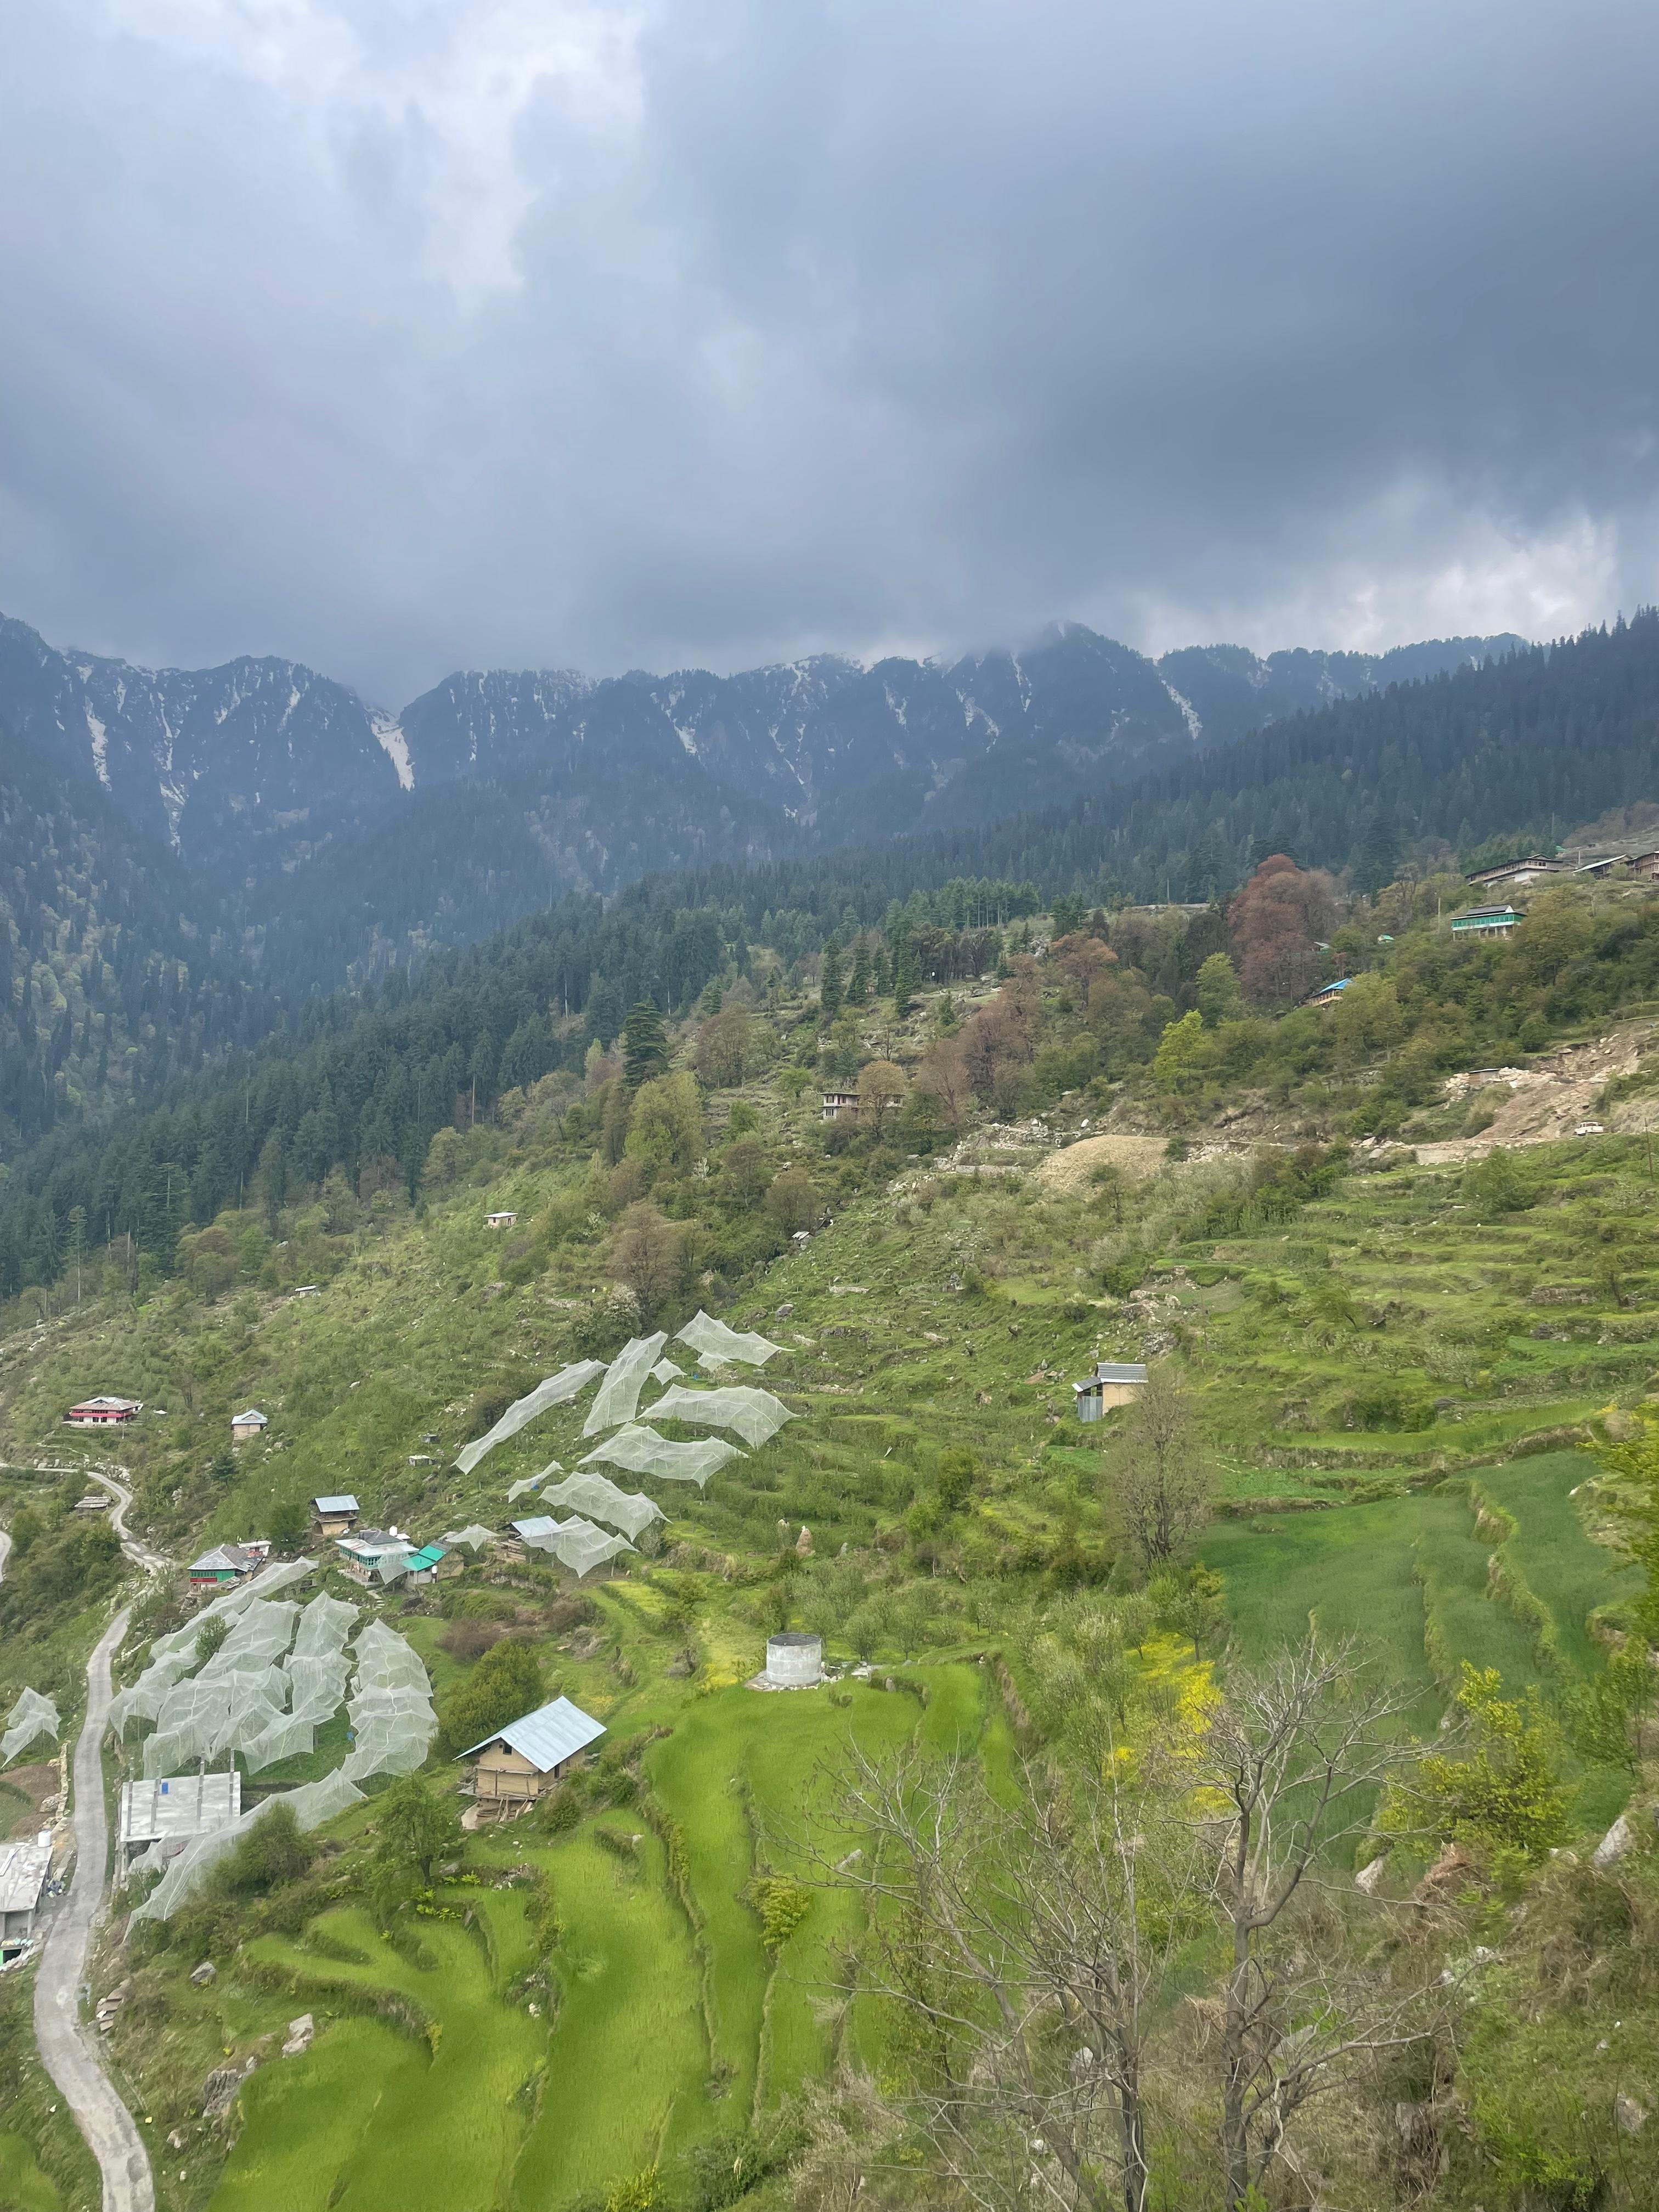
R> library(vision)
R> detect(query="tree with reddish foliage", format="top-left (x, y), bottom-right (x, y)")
top-left (1227, 856), bottom-right (1337, 1007)
top-left (1051, 932), bottom-right (1119, 1013)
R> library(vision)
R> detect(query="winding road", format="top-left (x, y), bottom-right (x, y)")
top-left (82, 1465), bottom-right (169, 1574)
top-left (34, 1604), bottom-right (155, 2212)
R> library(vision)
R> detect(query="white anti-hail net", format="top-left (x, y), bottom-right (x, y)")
top-left (650, 1358), bottom-right (684, 1384)
top-left (582, 1334), bottom-right (668, 1435)
top-left (442, 1525), bottom-right (498, 1552)
top-left (341, 1622), bottom-right (436, 1783)
top-left (513, 1514), bottom-right (636, 1578)
top-left (506, 1474), bottom-right (545, 1504)
top-left (1, 1688), bottom-right (59, 1764)
top-left (131, 1625), bottom-right (435, 1920)
top-left (675, 1311), bottom-right (783, 1368)
top-left (131, 1769), bottom-right (368, 1922)
top-left (539, 1470), bottom-right (664, 1540)
top-left (634, 1384), bottom-right (796, 1448)
top-left (455, 1361), bottom-right (606, 1474)
top-left (582, 1424), bottom-right (743, 1488)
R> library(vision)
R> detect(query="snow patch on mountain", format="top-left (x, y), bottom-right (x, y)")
top-left (371, 712), bottom-right (415, 791)
top-left (84, 703), bottom-right (110, 788)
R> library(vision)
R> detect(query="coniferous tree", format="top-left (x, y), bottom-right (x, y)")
top-left (621, 1001), bottom-right (669, 1091)
top-left (819, 939), bottom-right (844, 1022)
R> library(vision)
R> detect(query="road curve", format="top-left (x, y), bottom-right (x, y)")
top-left (84, 1467), bottom-right (167, 1574)
top-left (35, 1605), bottom-right (155, 2212)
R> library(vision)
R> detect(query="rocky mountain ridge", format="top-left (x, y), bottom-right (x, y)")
top-left (2, 612), bottom-right (1522, 895)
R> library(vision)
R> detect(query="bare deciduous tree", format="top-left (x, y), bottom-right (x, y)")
top-left (1106, 1366), bottom-right (1213, 1570)
top-left (817, 1741), bottom-right (1202, 2212)
top-left (1193, 1635), bottom-right (1432, 2211)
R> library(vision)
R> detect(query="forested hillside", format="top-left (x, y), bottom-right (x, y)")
top-left (0, 725), bottom-right (278, 1155)
top-left (2, 613), bottom-right (1654, 1210)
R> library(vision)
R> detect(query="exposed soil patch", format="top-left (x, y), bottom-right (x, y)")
top-left (1037, 1134), bottom-right (1171, 1193)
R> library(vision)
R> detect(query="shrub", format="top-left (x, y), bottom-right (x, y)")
top-left (437, 1638), bottom-right (545, 1756)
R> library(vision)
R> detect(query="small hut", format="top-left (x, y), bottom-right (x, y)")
top-left (232, 1408), bottom-right (269, 1443)
top-left (1071, 1361), bottom-right (1148, 1423)
top-left (458, 1696), bottom-right (606, 1805)
top-left (312, 1494), bottom-right (360, 1537)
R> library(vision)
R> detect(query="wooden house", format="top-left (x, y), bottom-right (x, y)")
top-left (312, 1493), bottom-right (360, 1537)
top-left (1072, 1361), bottom-right (1149, 1423)
top-left (1306, 978), bottom-right (1350, 1008)
top-left (400, 1543), bottom-right (448, 1586)
top-left (232, 1408), bottom-right (268, 1443)
top-left (458, 1695), bottom-right (606, 1804)
top-left (188, 1543), bottom-right (260, 1589)
top-left (65, 1395), bottom-right (140, 1427)
top-left (1451, 904), bottom-right (1521, 937)
top-left (1465, 856), bottom-right (1556, 888)
top-left (820, 1091), bottom-right (860, 1122)
top-left (334, 1530), bottom-right (416, 1586)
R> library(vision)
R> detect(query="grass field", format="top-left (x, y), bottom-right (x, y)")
top-left (0, 2132), bottom-right (64, 2212)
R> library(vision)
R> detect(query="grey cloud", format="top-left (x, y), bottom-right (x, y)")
top-left (0, 0), bottom-right (1655, 702)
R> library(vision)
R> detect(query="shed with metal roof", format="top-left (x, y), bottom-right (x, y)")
top-left (0, 1837), bottom-right (52, 1953)
top-left (458, 1695), bottom-right (606, 1804)
top-left (1072, 1359), bottom-right (1149, 1422)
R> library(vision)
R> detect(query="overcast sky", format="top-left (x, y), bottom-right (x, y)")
top-left (2, 0), bottom-right (1655, 704)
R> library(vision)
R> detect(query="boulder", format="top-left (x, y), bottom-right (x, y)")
top-left (281, 2013), bottom-right (315, 2058)
top-left (201, 2060), bottom-right (256, 2118)
top-left (189, 1961), bottom-right (217, 1987)
top-left (1354, 1856), bottom-right (1387, 1895)
top-left (1593, 1814), bottom-right (1635, 1867)
top-left (1616, 2093), bottom-right (1647, 2135)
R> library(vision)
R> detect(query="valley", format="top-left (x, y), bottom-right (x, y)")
top-left (4, 850), bottom-right (1659, 2210)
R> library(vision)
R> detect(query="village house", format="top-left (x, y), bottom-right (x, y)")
top-left (117, 1773), bottom-right (242, 1868)
top-left (1464, 856), bottom-right (1557, 888)
top-left (1072, 1361), bottom-right (1149, 1423)
top-left (486, 1211), bottom-right (517, 1229)
top-left (1306, 977), bottom-right (1350, 1008)
top-left (399, 1542), bottom-right (449, 1586)
top-left (73, 1492), bottom-right (111, 1514)
top-left (188, 1543), bottom-right (263, 1589)
top-left (458, 1694), bottom-right (606, 1805)
top-left (0, 1837), bottom-right (52, 1956)
top-left (312, 1493), bottom-right (360, 1537)
top-left (334, 1528), bottom-right (416, 1585)
top-left (821, 1087), bottom-right (903, 1123)
top-left (1451, 904), bottom-right (1521, 938)
top-left (65, 1395), bottom-right (141, 1427)
top-left (232, 1408), bottom-right (268, 1443)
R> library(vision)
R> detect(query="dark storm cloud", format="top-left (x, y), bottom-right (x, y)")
top-left (0, 0), bottom-right (1655, 702)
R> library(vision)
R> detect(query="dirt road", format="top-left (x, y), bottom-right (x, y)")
top-left (33, 1604), bottom-right (155, 2212)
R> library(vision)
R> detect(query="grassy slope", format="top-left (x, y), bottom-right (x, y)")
top-left (3, 1014), bottom-right (1657, 2211)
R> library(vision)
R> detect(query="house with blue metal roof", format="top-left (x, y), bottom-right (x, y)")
top-left (458, 1695), bottom-right (606, 1805)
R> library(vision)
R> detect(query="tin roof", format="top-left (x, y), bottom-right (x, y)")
top-left (404, 1544), bottom-right (447, 1571)
top-left (119, 1772), bottom-right (241, 1847)
top-left (459, 1694), bottom-right (606, 1771)
top-left (509, 1516), bottom-right (557, 1541)
top-left (1092, 1362), bottom-right (1148, 1385)
top-left (312, 1494), bottom-right (359, 1514)
top-left (233, 1408), bottom-right (268, 1426)
top-left (190, 1544), bottom-right (255, 1574)
top-left (0, 1837), bottom-right (50, 1917)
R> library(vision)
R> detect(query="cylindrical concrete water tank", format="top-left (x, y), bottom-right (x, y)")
top-left (766, 1632), bottom-right (823, 1687)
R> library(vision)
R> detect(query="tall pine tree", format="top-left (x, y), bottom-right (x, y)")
top-left (622, 1000), bottom-right (669, 1090)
